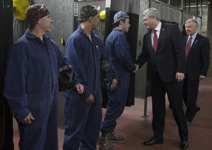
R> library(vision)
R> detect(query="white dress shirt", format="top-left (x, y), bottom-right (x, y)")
top-left (187, 32), bottom-right (197, 47)
top-left (151, 22), bottom-right (162, 47)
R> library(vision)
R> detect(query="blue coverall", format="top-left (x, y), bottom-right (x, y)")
top-left (101, 28), bottom-right (136, 135)
top-left (63, 25), bottom-right (107, 150)
top-left (4, 30), bottom-right (72, 150)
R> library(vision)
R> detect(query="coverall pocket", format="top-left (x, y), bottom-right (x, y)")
top-left (32, 57), bottom-right (46, 72)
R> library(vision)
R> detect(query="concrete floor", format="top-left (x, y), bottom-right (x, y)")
top-left (13, 76), bottom-right (212, 150)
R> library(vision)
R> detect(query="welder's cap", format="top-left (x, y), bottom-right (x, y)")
top-left (26, 4), bottom-right (50, 30)
top-left (112, 11), bottom-right (129, 25)
top-left (78, 5), bottom-right (98, 22)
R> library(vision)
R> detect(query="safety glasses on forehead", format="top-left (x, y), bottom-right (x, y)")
top-left (39, 4), bottom-right (46, 11)
top-left (86, 6), bottom-right (97, 17)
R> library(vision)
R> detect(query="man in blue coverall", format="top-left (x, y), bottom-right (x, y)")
top-left (63, 5), bottom-right (117, 150)
top-left (3, 4), bottom-right (84, 150)
top-left (97, 11), bottom-right (138, 150)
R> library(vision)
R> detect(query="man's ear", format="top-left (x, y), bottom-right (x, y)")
top-left (37, 19), bottom-right (41, 24)
top-left (120, 20), bottom-right (123, 25)
top-left (88, 16), bottom-right (93, 22)
top-left (152, 16), bottom-right (157, 20)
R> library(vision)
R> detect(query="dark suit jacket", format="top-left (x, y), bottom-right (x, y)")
top-left (136, 23), bottom-right (186, 83)
top-left (184, 33), bottom-right (210, 80)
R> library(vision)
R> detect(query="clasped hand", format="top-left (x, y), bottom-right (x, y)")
top-left (133, 64), bottom-right (139, 73)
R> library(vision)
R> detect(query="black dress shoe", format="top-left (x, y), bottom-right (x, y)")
top-left (193, 106), bottom-right (201, 117)
top-left (143, 137), bottom-right (163, 146)
top-left (186, 121), bottom-right (191, 127)
top-left (181, 141), bottom-right (189, 149)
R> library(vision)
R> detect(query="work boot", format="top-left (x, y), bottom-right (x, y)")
top-left (109, 132), bottom-right (126, 143)
top-left (97, 133), bottom-right (117, 150)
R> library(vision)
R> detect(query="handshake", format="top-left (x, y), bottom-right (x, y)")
top-left (132, 64), bottom-right (139, 73)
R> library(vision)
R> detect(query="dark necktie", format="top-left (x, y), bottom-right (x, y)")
top-left (186, 36), bottom-right (192, 58)
top-left (153, 30), bottom-right (158, 52)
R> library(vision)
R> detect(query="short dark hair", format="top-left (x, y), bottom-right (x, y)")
top-left (114, 19), bottom-right (126, 27)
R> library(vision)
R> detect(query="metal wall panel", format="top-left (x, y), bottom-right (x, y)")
top-left (109, 0), bottom-right (140, 14)
top-left (195, 17), bottom-right (202, 34)
top-left (158, 2), bottom-right (181, 25)
top-left (179, 10), bottom-right (183, 32)
top-left (13, 19), bottom-right (28, 42)
top-left (129, 0), bottom-right (140, 14)
top-left (150, 0), bottom-right (202, 33)
top-left (124, 0), bottom-right (130, 12)
top-left (183, 11), bottom-right (194, 24)
top-left (110, 0), bottom-right (127, 11)
top-left (134, 0), bottom-right (150, 98)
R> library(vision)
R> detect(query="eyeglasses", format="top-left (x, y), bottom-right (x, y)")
top-left (39, 4), bottom-right (46, 11)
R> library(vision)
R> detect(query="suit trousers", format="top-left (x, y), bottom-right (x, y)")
top-left (151, 72), bottom-right (188, 142)
top-left (182, 73), bottom-right (199, 122)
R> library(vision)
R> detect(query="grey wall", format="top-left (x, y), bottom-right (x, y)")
top-left (134, 0), bottom-right (150, 98)
top-left (201, 5), bottom-right (209, 37)
top-left (108, 0), bottom-right (140, 14)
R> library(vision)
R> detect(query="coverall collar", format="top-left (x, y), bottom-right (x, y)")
top-left (78, 25), bottom-right (94, 37)
top-left (113, 28), bottom-right (122, 32)
top-left (25, 29), bottom-right (50, 41)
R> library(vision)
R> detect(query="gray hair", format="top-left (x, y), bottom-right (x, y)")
top-left (185, 19), bottom-right (198, 27)
top-left (143, 8), bottom-right (160, 21)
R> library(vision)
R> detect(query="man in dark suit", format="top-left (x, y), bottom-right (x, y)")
top-left (136, 8), bottom-right (189, 149)
top-left (183, 19), bottom-right (210, 127)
